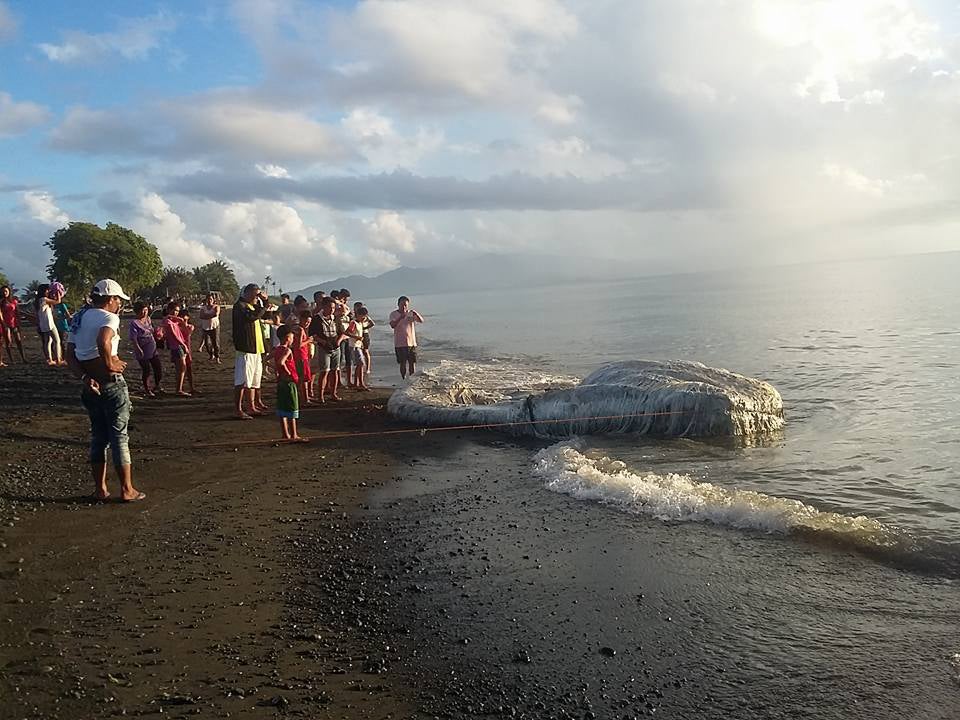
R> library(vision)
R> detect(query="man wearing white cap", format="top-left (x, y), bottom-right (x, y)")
top-left (66, 279), bottom-right (145, 502)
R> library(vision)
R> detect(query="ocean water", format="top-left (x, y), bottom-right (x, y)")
top-left (364, 251), bottom-right (960, 571)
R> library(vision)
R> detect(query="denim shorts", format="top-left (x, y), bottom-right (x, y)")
top-left (81, 376), bottom-right (132, 467)
top-left (319, 346), bottom-right (341, 372)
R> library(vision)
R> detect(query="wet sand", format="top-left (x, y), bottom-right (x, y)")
top-left (2, 328), bottom-right (959, 719)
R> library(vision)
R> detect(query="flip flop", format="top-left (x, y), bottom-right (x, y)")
top-left (237, 413), bottom-right (254, 420)
top-left (122, 492), bottom-right (146, 503)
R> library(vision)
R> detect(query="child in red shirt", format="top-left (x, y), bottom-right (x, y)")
top-left (274, 326), bottom-right (305, 442)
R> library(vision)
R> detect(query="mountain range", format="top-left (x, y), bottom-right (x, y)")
top-left (293, 253), bottom-right (640, 300)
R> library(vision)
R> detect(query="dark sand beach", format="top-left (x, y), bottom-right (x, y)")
top-left (1, 323), bottom-right (958, 719)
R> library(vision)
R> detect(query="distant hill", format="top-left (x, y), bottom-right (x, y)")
top-left (293, 253), bottom-right (638, 300)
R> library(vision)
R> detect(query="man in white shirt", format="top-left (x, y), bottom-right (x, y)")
top-left (66, 279), bottom-right (145, 502)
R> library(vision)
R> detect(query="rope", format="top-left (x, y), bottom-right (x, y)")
top-left (190, 408), bottom-right (697, 449)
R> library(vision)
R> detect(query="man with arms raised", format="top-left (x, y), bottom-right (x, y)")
top-left (232, 283), bottom-right (270, 419)
top-left (66, 279), bottom-right (145, 502)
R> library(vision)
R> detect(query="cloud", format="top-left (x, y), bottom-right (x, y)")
top-left (0, 1), bottom-right (17, 42)
top-left (50, 96), bottom-right (350, 165)
top-left (0, 92), bottom-right (50, 137)
top-left (162, 167), bottom-right (714, 212)
top-left (131, 193), bottom-right (215, 268)
top-left (341, 107), bottom-right (443, 170)
top-left (363, 211), bottom-right (417, 253)
top-left (37, 10), bottom-right (177, 64)
top-left (121, 193), bottom-right (350, 287)
top-left (233, 0), bottom-right (580, 117)
top-left (21, 191), bottom-right (69, 227)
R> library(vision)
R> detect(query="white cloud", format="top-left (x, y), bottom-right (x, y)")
top-left (755, 0), bottom-right (943, 103)
top-left (363, 211), bottom-right (417, 253)
top-left (37, 11), bottom-right (177, 64)
top-left (132, 193), bottom-right (215, 268)
top-left (0, 92), bottom-right (49, 137)
top-left (21, 191), bottom-right (69, 227)
top-left (256, 163), bottom-right (290, 178)
top-left (363, 247), bottom-right (402, 272)
top-left (341, 107), bottom-right (443, 170)
top-left (0, 1), bottom-right (17, 42)
top-left (51, 97), bottom-right (349, 165)
top-left (821, 163), bottom-right (891, 196)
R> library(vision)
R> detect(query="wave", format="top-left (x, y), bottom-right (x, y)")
top-left (533, 440), bottom-right (903, 542)
top-left (388, 359), bottom-right (784, 438)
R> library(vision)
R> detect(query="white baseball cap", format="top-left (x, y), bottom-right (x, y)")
top-left (91, 279), bottom-right (130, 301)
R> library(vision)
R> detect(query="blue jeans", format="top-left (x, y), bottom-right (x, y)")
top-left (81, 377), bottom-right (132, 467)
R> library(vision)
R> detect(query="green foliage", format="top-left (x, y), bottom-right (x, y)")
top-left (20, 280), bottom-right (41, 302)
top-left (193, 260), bottom-right (240, 299)
top-left (155, 266), bottom-right (200, 299)
top-left (46, 222), bottom-right (162, 303)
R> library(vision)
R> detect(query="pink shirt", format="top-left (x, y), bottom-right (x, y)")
top-left (162, 316), bottom-right (189, 351)
top-left (389, 310), bottom-right (419, 348)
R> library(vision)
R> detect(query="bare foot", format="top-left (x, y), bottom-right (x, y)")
top-left (92, 491), bottom-right (110, 501)
top-left (331, 395), bottom-right (342, 402)
top-left (121, 490), bottom-right (146, 502)
top-left (292, 436), bottom-right (309, 443)
top-left (177, 390), bottom-right (192, 397)
top-left (236, 412), bottom-right (254, 420)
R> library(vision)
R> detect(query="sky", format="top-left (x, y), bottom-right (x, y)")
top-left (2, 0), bottom-right (960, 290)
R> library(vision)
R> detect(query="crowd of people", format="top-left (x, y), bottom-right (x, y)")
top-left (1, 277), bottom-right (426, 502)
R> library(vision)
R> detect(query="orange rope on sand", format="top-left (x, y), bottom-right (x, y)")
top-left (189, 408), bottom-right (698, 449)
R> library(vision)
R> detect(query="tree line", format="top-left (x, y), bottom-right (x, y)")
top-left (2, 222), bottom-right (244, 305)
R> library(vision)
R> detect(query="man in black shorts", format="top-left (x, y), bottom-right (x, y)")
top-left (388, 295), bottom-right (424, 379)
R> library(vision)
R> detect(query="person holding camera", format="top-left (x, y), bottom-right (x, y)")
top-left (232, 283), bottom-right (269, 419)
top-left (388, 295), bottom-right (424, 379)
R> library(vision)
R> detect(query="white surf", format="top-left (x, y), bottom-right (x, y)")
top-left (533, 440), bottom-right (904, 546)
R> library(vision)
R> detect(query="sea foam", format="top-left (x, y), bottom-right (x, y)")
top-left (388, 359), bottom-right (784, 438)
top-left (533, 440), bottom-right (902, 543)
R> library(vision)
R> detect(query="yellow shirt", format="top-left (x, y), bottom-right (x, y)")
top-left (245, 303), bottom-right (265, 354)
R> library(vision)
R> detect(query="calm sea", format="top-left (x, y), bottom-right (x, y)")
top-left (365, 251), bottom-right (960, 557)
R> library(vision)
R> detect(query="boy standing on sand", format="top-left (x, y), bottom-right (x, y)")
top-left (273, 326), bottom-right (305, 441)
top-left (389, 295), bottom-right (424, 379)
top-left (309, 296), bottom-right (347, 403)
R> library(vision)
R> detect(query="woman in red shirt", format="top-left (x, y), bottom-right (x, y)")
top-left (1, 285), bottom-right (26, 364)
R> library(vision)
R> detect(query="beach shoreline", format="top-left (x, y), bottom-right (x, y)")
top-left (2, 345), bottom-right (959, 719)
top-left (0, 350), bottom-right (424, 718)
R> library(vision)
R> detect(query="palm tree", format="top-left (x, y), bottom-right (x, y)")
top-left (263, 274), bottom-right (273, 297)
top-left (21, 279), bottom-right (41, 302)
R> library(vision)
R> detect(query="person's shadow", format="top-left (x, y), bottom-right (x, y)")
top-left (0, 491), bottom-right (109, 505)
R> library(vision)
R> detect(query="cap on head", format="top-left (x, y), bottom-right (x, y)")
top-left (92, 279), bottom-right (130, 301)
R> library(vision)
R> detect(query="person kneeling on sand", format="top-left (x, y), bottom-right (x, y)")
top-left (273, 325), bottom-right (307, 442)
top-left (66, 279), bottom-right (145, 502)
top-left (389, 295), bottom-right (424, 379)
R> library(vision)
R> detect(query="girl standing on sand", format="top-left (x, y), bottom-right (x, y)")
top-left (34, 284), bottom-right (63, 366)
top-left (294, 310), bottom-right (315, 404)
top-left (129, 302), bottom-right (163, 397)
top-left (1, 286), bottom-right (26, 364)
top-left (161, 302), bottom-right (196, 397)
